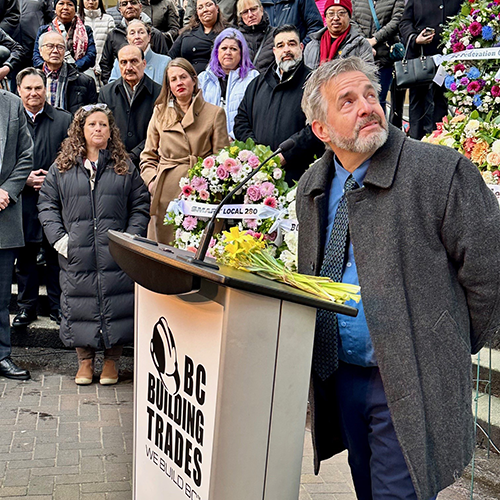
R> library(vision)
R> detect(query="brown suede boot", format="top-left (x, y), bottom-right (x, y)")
top-left (75, 359), bottom-right (94, 385)
top-left (100, 359), bottom-right (119, 385)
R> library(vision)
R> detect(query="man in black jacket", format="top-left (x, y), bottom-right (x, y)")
top-left (0, 27), bottom-right (25, 83)
top-left (99, 44), bottom-right (161, 167)
top-left (0, 0), bottom-right (19, 38)
top-left (234, 24), bottom-right (324, 184)
top-left (100, 0), bottom-right (169, 84)
top-left (12, 67), bottom-right (72, 328)
top-left (38, 31), bottom-right (97, 114)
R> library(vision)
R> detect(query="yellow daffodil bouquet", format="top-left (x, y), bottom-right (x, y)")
top-left (216, 227), bottom-right (361, 305)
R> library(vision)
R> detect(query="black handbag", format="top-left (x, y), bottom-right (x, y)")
top-left (394, 35), bottom-right (437, 89)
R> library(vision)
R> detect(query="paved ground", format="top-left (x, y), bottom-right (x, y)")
top-left (0, 368), bottom-right (497, 500)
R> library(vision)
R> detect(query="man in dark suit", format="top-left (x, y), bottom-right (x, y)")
top-left (0, 89), bottom-right (33, 380)
top-left (297, 56), bottom-right (500, 499)
top-left (12, 67), bottom-right (72, 328)
top-left (98, 44), bottom-right (161, 167)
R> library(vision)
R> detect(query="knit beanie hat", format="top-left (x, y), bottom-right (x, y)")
top-left (323, 0), bottom-right (352, 17)
top-left (54, 0), bottom-right (78, 8)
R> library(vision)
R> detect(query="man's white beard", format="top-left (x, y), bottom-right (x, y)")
top-left (277, 52), bottom-right (303, 73)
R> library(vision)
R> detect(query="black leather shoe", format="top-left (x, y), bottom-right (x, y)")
top-left (49, 310), bottom-right (61, 325)
top-left (12, 309), bottom-right (37, 327)
top-left (0, 357), bottom-right (30, 380)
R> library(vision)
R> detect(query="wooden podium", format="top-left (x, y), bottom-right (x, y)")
top-left (109, 231), bottom-right (357, 500)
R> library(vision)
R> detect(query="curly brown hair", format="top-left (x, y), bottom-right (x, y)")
top-left (55, 105), bottom-right (130, 175)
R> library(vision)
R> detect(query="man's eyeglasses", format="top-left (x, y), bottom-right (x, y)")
top-left (325, 9), bottom-right (348, 19)
top-left (81, 103), bottom-right (108, 112)
top-left (240, 5), bottom-right (259, 16)
top-left (41, 43), bottom-right (66, 52)
top-left (120, 0), bottom-right (139, 7)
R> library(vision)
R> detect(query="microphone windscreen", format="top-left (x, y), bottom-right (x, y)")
top-left (278, 138), bottom-right (296, 153)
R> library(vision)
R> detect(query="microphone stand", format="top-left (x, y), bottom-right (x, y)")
top-left (179, 148), bottom-right (285, 270)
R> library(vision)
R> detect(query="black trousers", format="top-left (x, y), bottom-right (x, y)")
top-left (0, 248), bottom-right (15, 360)
top-left (409, 82), bottom-right (448, 140)
top-left (15, 239), bottom-right (60, 314)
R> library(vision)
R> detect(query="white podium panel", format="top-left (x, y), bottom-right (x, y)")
top-left (133, 282), bottom-right (317, 500)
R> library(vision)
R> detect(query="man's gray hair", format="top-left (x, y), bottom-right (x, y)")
top-left (39, 30), bottom-right (64, 48)
top-left (301, 57), bottom-right (381, 125)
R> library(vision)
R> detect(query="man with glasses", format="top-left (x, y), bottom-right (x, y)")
top-left (99, 0), bottom-right (169, 84)
top-left (234, 24), bottom-right (324, 183)
top-left (38, 31), bottom-right (97, 114)
top-left (12, 68), bottom-right (72, 329)
top-left (304, 0), bottom-right (373, 69)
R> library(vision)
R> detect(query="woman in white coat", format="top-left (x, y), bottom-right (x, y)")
top-left (198, 28), bottom-right (258, 139)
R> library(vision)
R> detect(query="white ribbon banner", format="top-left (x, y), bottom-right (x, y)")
top-left (434, 47), bottom-right (500, 66)
top-left (167, 199), bottom-right (299, 235)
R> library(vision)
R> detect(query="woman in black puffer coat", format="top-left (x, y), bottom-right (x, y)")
top-left (38, 104), bottom-right (150, 386)
top-left (237, 0), bottom-right (275, 74)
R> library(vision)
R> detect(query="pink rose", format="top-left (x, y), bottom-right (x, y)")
top-left (248, 155), bottom-right (260, 168)
top-left (273, 168), bottom-right (282, 180)
top-left (182, 185), bottom-right (194, 197)
top-left (260, 181), bottom-right (275, 197)
top-left (191, 176), bottom-right (208, 191)
top-left (263, 196), bottom-right (277, 209)
top-left (487, 152), bottom-right (500, 166)
top-left (199, 189), bottom-right (210, 200)
top-left (238, 149), bottom-right (252, 162)
top-left (246, 185), bottom-right (262, 201)
top-left (216, 166), bottom-right (229, 180)
top-left (182, 216), bottom-right (198, 231)
top-left (202, 156), bottom-right (215, 169)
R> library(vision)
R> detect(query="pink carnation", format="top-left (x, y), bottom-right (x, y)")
top-left (454, 63), bottom-right (465, 73)
top-left (263, 196), bottom-right (278, 209)
top-left (182, 185), bottom-right (194, 197)
top-left (246, 185), bottom-right (262, 201)
top-left (491, 85), bottom-right (500, 97)
top-left (216, 166), bottom-right (229, 180)
top-left (202, 156), bottom-right (215, 169)
top-left (199, 189), bottom-right (210, 200)
top-left (469, 21), bottom-right (482, 37)
top-left (248, 155), bottom-right (260, 168)
top-left (260, 181), bottom-right (275, 197)
top-left (191, 176), bottom-right (208, 191)
top-left (182, 216), bottom-right (198, 231)
top-left (246, 218), bottom-right (258, 229)
top-left (229, 164), bottom-right (242, 175)
top-left (452, 42), bottom-right (465, 53)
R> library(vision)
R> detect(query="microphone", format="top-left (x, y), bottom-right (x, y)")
top-left (180, 138), bottom-right (296, 269)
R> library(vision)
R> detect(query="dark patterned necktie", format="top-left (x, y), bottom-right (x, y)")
top-left (313, 175), bottom-right (358, 381)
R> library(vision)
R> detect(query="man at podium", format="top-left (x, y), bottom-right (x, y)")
top-left (297, 56), bottom-right (500, 500)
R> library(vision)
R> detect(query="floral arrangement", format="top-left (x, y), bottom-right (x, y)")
top-left (422, 111), bottom-right (500, 183)
top-left (165, 139), bottom-right (299, 268)
top-left (216, 227), bottom-right (360, 304)
top-left (441, 0), bottom-right (500, 116)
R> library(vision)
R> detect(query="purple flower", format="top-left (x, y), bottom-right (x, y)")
top-left (246, 185), bottom-right (262, 201)
top-left (182, 216), bottom-right (198, 231)
top-left (216, 166), bottom-right (229, 180)
top-left (460, 77), bottom-right (469, 85)
top-left (450, 83), bottom-right (457, 91)
top-left (466, 44), bottom-right (474, 49)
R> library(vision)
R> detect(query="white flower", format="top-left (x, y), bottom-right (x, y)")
top-left (288, 200), bottom-right (297, 220)
top-left (273, 188), bottom-right (279, 196)
top-left (254, 171), bottom-right (269, 182)
top-left (174, 215), bottom-right (183, 225)
top-left (455, 70), bottom-right (463, 77)
top-left (280, 249), bottom-right (297, 271)
top-left (462, 37), bottom-right (470, 46)
top-left (495, 97), bottom-right (500, 104)
top-left (216, 150), bottom-right (230, 163)
top-left (482, 171), bottom-right (494, 184)
top-left (286, 188), bottom-right (297, 203)
top-left (180, 231), bottom-right (191, 243)
top-left (201, 168), bottom-right (210, 177)
top-left (284, 230), bottom-right (298, 254)
top-left (492, 140), bottom-right (500, 153)
top-left (465, 119), bottom-right (480, 132)
top-left (475, 41), bottom-right (481, 48)
top-left (273, 168), bottom-right (283, 180)
top-left (179, 177), bottom-right (190, 187)
top-left (442, 137), bottom-right (455, 148)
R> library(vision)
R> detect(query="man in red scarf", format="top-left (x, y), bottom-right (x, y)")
top-left (304, 0), bottom-right (373, 69)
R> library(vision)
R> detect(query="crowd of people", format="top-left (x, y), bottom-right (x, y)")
top-left (1, 0), bottom-right (499, 499)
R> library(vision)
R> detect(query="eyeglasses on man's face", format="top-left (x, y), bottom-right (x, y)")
top-left (325, 8), bottom-right (348, 19)
top-left (41, 43), bottom-right (66, 52)
top-left (240, 5), bottom-right (260, 16)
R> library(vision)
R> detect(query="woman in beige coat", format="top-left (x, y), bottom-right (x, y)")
top-left (140, 57), bottom-right (229, 244)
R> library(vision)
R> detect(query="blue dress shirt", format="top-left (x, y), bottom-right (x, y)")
top-left (325, 156), bottom-right (377, 367)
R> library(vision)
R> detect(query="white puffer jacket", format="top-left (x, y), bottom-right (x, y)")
top-left (84, 8), bottom-right (115, 69)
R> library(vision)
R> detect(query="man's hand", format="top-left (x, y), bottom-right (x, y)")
top-left (278, 153), bottom-right (287, 165)
top-left (368, 37), bottom-right (377, 47)
top-left (26, 169), bottom-right (48, 191)
top-left (0, 188), bottom-right (10, 210)
top-left (0, 65), bottom-right (10, 81)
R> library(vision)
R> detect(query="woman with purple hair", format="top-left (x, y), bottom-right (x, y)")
top-left (198, 28), bottom-right (259, 139)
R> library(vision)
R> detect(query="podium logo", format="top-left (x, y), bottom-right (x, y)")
top-left (150, 317), bottom-right (181, 395)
